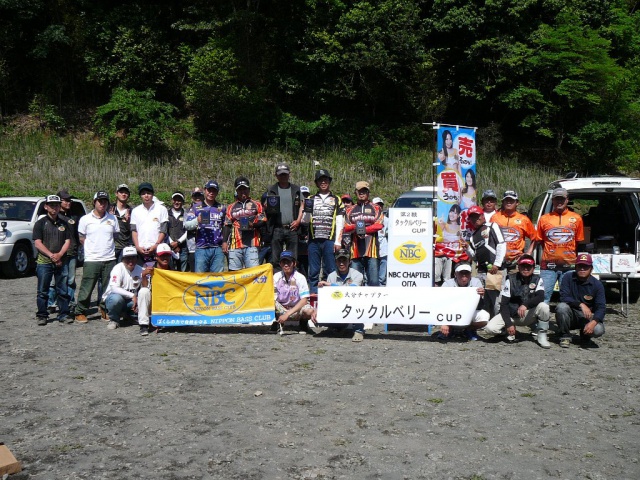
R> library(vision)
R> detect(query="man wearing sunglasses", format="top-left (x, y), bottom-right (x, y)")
top-left (555, 253), bottom-right (605, 348)
top-left (484, 254), bottom-right (551, 347)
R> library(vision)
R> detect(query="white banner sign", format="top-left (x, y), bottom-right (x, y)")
top-left (317, 286), bottom-right (480, 326)
top-left (386, 208), bottom-right (433, 287)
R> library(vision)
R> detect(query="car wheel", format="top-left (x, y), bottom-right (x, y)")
top-left (1, 243), bottom-right (33, 278)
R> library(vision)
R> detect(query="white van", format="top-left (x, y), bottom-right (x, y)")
top-left (528, 175), bottom-right (640, 280)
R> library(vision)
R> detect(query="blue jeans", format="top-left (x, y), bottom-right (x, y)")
top-left (37, 262), bottom-right (70, 320)
top-left (540, 269), bottom-right (570, 304)
top-left (352, 257), bottom-right (380, 286)
top-left (48, 255), bottom-right (77, 312)
top-left (378, 256), bottom-right (387, 286)
top-left (105, 293), bottom-right (135, 323)
top-left (172, 248), bottom-right (189, 272)
top-left (228, 247), bottom-right (259, 271)
top-left (195, 246), bottom-right (224, 273)
top-left (308, 239), bottom-right (337, 294)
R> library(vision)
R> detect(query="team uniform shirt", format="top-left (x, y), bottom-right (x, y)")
top-left (59, 211), bottom-right (80, 256)
top-left (344, 202), bottom-right (384, 259)
top-left (308, 192), bottom-right (345, 243)
top-left (326, 268), bottom-right (364, 286)
top-left (168, 208), bottom-right (187, 246)
top-left (535, 209), bottom-right (584, 269)
top-left (108, 204), bottom-right (132, 250)
top-left (492, 210), bottom-right (536, 263)
top-left (78, 211), bottom-right (119, 261)
top-left (467, 222), bottom-right (506, 272)
top-left (224, 199), bottom-right (266, 249)
top-left (102, 263), bottom-right (144, 301)
top-left (273, 270), bottom-right (310, 309)
top-left (184, 202), bottom-right (226, 248)
top-left (33, 215), bottom-right (72, 264)
top-left (499, 273), bottom-right (545, 326)
top-left (130, 202), bottom-right (169, 249)
top-left (559, 272), bottom-right (606, 322)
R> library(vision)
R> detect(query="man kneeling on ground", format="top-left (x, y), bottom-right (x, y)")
top-left (555, 253), bottom-right (605, 348)
top-left (318, 248), bottom-right (365, 342)
top-left (136, 243), bottom-right (172, 336)
top-left (484, 254), bottom-right (551, 347)
top-left (439, 263), bottom-right (489, 341)
top-left (273, 251), bottom-right (316, 334)
top-left (104, 246), bottom-right (149, 332)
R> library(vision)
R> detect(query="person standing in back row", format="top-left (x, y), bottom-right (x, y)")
top-left (224, 177), bottom-right (266, 271)
top-left (108, 184), bottom-right (133, 261)
top-left (34, 195), bottom-right (72, 325)
top-left (264, 163), bottom-right (303, 270)
top-left (343, 181), bottom-right (384, 286)
top-left (131, 182), bottom-right (169, 265)
top-left (532, 187), bottom-right (584, 304)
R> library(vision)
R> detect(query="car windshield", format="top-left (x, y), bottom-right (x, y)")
top-left (393, 197), bottom-right (433, 208)
top-left (0, 201), bottom-right (37, 221)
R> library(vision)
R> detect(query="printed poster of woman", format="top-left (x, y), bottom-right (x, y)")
top-left (435, 126), bottom-right (477, 259)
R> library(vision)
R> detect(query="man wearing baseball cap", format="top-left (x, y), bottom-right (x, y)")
top-left (33, 195), bottom-right (73, 325)
top-left (223, 177), bottom-right (266, 271)
top-left (167, 191), bottom-right (188, 271)
top-left (481, 189), bottom-right (498, 222)
top-left (305, 169), bottom-right (346, 293)
top-left (103, 246), bottom-right (145, 331)
top-left (184, 181), bottom-right (227, 272)
top-left (131, 182), bottom-right (169, 265)
top-left (264, 162), bottom-right (304, 271)
top-left (532, 187), bottom-right (584, 304)
top-left (555, 253), bottom-right (605, 348)
top-left (344, 181), bottom-right (384, 286)
top-left (272, 250), bottom-right (316, 334)
top-left (76, 191), bottom-right (120, 323)
top-left (108, 184), bottom-right (133, 262)
top-left (439, 262), bottom-right (489, 341)
top-left (492, 190), bottom-right (536, 273)
top-left (484, 254), bottom-right (551, 347)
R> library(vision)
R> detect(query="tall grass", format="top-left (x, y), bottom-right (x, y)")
top-left (0, 132), bottom-right (559, 208)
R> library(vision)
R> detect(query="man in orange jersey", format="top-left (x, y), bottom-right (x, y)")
top-left (492, 190), bottom-right (536, 273)
top-left (532, 188), bottom-right (584, 304)
top-left (343, 181), bottom-right (384, 286)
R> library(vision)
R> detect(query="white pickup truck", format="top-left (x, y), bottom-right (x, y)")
top-left (0, 196), bottom-right (87, 277)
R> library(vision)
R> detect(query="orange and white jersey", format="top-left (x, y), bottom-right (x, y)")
top-left (535, 210), bottom-right (584, 269)
top-left (492, 210), bottom-right (536, 262)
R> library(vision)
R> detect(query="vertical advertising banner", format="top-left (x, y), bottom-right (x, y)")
top-left (434, 125), bottom-right (477, 258)
top-left (386, 208), bottom-right (433, 287)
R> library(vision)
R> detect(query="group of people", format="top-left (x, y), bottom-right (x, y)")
top-left (34, 166), bottom-right (605, 346)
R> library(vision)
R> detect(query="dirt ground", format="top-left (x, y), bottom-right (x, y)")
top-left (1, 271), bottom-right (639, 480)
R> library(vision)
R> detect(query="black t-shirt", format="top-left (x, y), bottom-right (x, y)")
top-left (33, 214), bottom-right (72, 264)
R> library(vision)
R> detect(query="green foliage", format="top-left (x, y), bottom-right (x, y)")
top-left (94, 88), bottom-right (177, 152)
top-left (274, 113), bottom-right (338, 150)
top-left (28, 95), bottom-right (66, 132)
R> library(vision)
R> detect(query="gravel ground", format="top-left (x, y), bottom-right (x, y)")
top-left (1, 271), bottom-right (640, 480)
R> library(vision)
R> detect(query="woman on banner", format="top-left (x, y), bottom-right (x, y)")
top-left (438, 129), bottom-right (461, 177)
top-left (434, 204), bottom-right (467, 284)
top-left (460, 169), bottom-right (477, 209)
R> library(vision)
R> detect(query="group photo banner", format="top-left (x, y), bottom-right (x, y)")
top-left (317, 286), bottom-right (480, 326)
top-left (151, 264), bottom-right (276, 327)
top-left (434, 124), bottom-right (477, 257)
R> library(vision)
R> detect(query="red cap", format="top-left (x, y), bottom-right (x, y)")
top-left (576, 253), bottom-right (593, 266)
top-left (518, 254), bottom-right (535, 266)
top-left (467, 205), bottom-right (484, 217)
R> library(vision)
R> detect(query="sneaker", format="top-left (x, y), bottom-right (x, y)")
top-left (98, 306), bottom-right (108, 321)
top-left (559, 336), bottom-right (571, 348)
top-left (506, 334), bottom-right (517, 343)
top-left (37, 317), bottom-right (48, 326)
top-left (47, 305), bottom-right (57, 314)
top-left (464, 330), bottom-right (480, 341)
top-left (65, 316), bottom-right (75, 324)
top-left (107, 321), bottom-right (119, 330)
top-left (298, 320), bottom-right (314, 335)
top-left (436, 332), bottom-right (449, 341)
top-left (352, 331), bottom-right (364, 342)
top-left (75, 314), bottom-right (88, 324)
top-left (140, 325), bottom-right (149, 336)
top-left (579, 335), bottom-right (598, 348)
